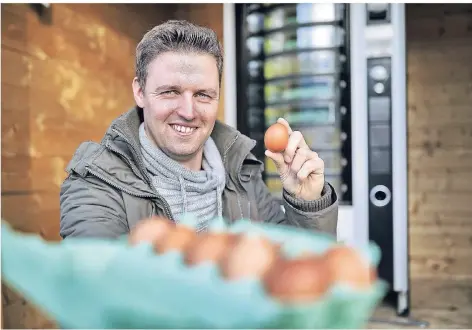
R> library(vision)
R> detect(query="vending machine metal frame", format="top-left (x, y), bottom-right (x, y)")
top-left (349, 3), bottom-right (410, 316)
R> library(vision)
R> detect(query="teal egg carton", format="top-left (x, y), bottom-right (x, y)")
top-left (1, 217), bottom-right (388, 329)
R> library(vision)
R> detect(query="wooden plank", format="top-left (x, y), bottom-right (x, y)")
top-left (64, 3), bottom-right (178, 41)
top-left (408, 72), bottom-right (472, 88)
top-left (409, 191), bottom-right (472, 214)
top-left (409, 196), bottom-right (472, 223)
top-left (409, 169), bottom-right (472, 192)
top-left (1, 4), bottom-right (139, 80)
top-left (407, 8), bottom-right (472, 41)
top-left (410, 231), bottom-right (472, 257)
top-left (1, 193), bottom-right (61, 241)
top-left (1, 48), bottom-right (32, 88)
top-left (25, 5), bottom-right (136, 81)
top-left (410, 254), bottom-right (472, 280)
top-left (408, 124), bottom-right (472, 149)
top-left (410, 278), bottom-right (472, 312)
top-left (1, 4), bottom-right (28, 54)
top-left (408, 42), bottom-right (472, 63)
top-left (2, 116), bottom-right (108, 158)
top-left (409, 209), bottom-right (472, 226)
top-left (1, 155), bottom-right (69, 193)
top-left (408, 105), bottom-right (472, 126)
top-left (2, 296), bottom-right (55, 330)
top-left (2, 54), bottom-right (134, 123)
top-left (1, 84), bottom-right (29, 112)
top-left (407, 4), bottom-right (472, 19)
top-left (1, 3), bottom-right (29, 16)
top-left (410, 214), bottom-right (472, 235)
top-left (408, 148), bottom-right (472, 170)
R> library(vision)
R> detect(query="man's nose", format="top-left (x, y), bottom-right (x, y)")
top-left (176, 93), bottom-right (196, 121)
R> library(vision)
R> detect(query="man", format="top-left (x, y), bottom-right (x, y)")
top-left (59, 20), bottom-right (339, 239)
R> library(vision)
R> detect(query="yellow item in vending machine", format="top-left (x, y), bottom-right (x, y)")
top-left (265, 157), bottom-right (278, 174)
top-left (266, 177), bottom-right (283, 194)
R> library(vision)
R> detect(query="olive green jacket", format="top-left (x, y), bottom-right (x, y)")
top-left (60, 108), bottom-right (338, 238)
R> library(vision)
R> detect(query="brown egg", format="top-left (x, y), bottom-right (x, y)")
top-left (264, 123), bottom-right (289, 153)
top-left (183, 232), bottom-right (238, 266)
top-left (153, 224), bottom-right (197, 254)
top-left (322, 245), bottom-right (373, 289)
top-left (263, 255), bottom-right (331, 303)
top-left (220, 234), bottom-right (280, 280)
top-left (128, 216), bottom-right (175, 246)
top-left (370, 266), bottom-right (378, 282)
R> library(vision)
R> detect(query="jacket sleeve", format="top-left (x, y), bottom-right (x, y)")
top-left (254, 171), bottom-right (338, 237)
top-left (60, 173), bottom-right (129, 239)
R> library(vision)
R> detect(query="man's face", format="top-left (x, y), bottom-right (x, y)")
top-left (133, 52), bottom-right (220, 162)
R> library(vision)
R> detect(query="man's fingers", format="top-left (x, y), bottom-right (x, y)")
top-left (283, 131), bottom-right (308, 163)
top-left (265, 150), bottom-right (286, 170)
top-left (290, 148), bottom-right (311, 173)
top-left (277, 118), bottom-right (293, 135)
top-left (297, 158), bottom-right (325, 181)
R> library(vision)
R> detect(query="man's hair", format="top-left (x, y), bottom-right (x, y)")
top-left (135, 20), bottom-right (224, 90)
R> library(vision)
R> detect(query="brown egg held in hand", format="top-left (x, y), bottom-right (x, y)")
top-left (322, 245), bottom-right (373, 289)
top-left (264, 122), bottom-right (289, 153)
top-left (220, 234), bottom-right (280, 281)
top-left (128, 216), bottom-right (175, 246)
top-left (153, 224), bottom-right (197, 254)
top-left (184, 232), bottom-right (236, 266)
top-left (263, 256), bottom-right (331, 303)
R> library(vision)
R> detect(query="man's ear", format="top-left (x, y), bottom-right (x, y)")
top-left (132, 77), bottom-right (145, 108)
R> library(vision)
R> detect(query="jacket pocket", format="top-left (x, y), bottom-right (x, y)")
top-left (238, 163), bottom-right (263, 221)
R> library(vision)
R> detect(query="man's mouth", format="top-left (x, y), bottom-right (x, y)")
top-left (170, 124), bottom-right (197, 135)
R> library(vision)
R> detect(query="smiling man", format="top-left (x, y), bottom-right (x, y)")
top-left (59, 20), bottom-right (339, 238)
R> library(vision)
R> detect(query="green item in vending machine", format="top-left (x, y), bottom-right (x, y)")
top-left (284, 39), bottom-right (298, 52)
top-left (264, 59), bottom-right (276, 80)
top-left (264, 84), bottom-right (279, 104)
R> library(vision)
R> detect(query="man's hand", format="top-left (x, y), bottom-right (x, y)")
top-left (265, 118), bottom-right (325, 201)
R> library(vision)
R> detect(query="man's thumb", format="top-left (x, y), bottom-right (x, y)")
top-left (265, 150), bottom-right (287, 172)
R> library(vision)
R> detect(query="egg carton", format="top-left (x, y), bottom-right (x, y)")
top-left (1, 217), bottom-right (388, 329)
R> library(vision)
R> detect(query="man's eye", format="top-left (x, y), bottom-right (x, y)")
top-left (196, 92), bottom-right (211, 99)
top-left (162, 90), bottom-right (178, 96)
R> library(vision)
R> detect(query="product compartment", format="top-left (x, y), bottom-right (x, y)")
top-left (264, 25), bottom-right (345, 56)
top-left (264, 101), bottom-right (337, 127)
top-left (264, 50), bottom-right (342, 81)
top-left (264, 76), bottom-right (338, 105)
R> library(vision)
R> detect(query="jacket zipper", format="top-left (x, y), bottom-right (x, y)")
top-left (86, 166), bottom-right (174, 220)
top-left (107, 130), bottom-right (175, 221)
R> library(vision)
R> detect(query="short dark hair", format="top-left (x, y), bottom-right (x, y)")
top-left (135, 20), bottom-right (224, 90)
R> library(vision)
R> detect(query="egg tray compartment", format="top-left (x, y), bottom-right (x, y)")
top-left (1, 219), bottom-right (388, 329)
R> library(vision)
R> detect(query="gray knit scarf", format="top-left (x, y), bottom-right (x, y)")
top-left (139, 123), bottom-right (226, 231)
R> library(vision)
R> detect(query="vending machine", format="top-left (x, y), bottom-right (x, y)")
top-left (224, 3), bottom-right (409, 316)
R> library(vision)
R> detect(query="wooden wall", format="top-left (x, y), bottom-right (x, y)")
top-left (406, 4), bottom-right (472, 322)
top-left (1, 3), bottom-right (224, 328)
top-left (406, 4), bottom-right (472, 281)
